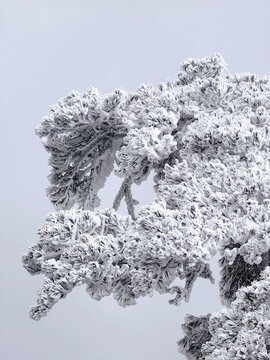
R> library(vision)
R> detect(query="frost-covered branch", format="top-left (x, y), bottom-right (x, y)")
top-left (201, 267), bottom-right (270, 359)
top-left (37, 88), bottom-right (129, 210)
top-left (22, 202), bottom-right (215, 320)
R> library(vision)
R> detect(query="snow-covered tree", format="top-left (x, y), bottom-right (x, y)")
top-left (23, 53), bottom-right (270, 358)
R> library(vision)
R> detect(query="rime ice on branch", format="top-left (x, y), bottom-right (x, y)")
top-left (178, 268), bottom-right (270, 360)
top-left (202, 267), bottom-right (270, 360)
top-left (23, 53), bottom-right (270, 358)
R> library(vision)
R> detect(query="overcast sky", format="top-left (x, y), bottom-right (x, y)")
top-left (1, 1), bottom-right (270, 359)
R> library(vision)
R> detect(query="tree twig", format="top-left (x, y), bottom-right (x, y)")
top-left (112, 176), bottom-right (131, 211)
top-left (124, 183), bottom-right (136, 220)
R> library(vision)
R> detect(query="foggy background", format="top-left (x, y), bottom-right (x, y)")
top-left (1, 1), bottom-right (270, 359)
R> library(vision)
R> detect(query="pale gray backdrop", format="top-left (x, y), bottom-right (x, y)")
top-left (1, 1), bottom-right (270, 359)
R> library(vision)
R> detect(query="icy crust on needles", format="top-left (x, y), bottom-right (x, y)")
top-left (23, 53), bottom-right (270, 358)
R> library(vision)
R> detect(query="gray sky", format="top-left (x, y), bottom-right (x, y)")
top-left (1, 1), bottom-right (270, 359)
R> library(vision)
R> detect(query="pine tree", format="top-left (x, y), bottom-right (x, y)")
top-left (23, 53), bottom-right (270, 358)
